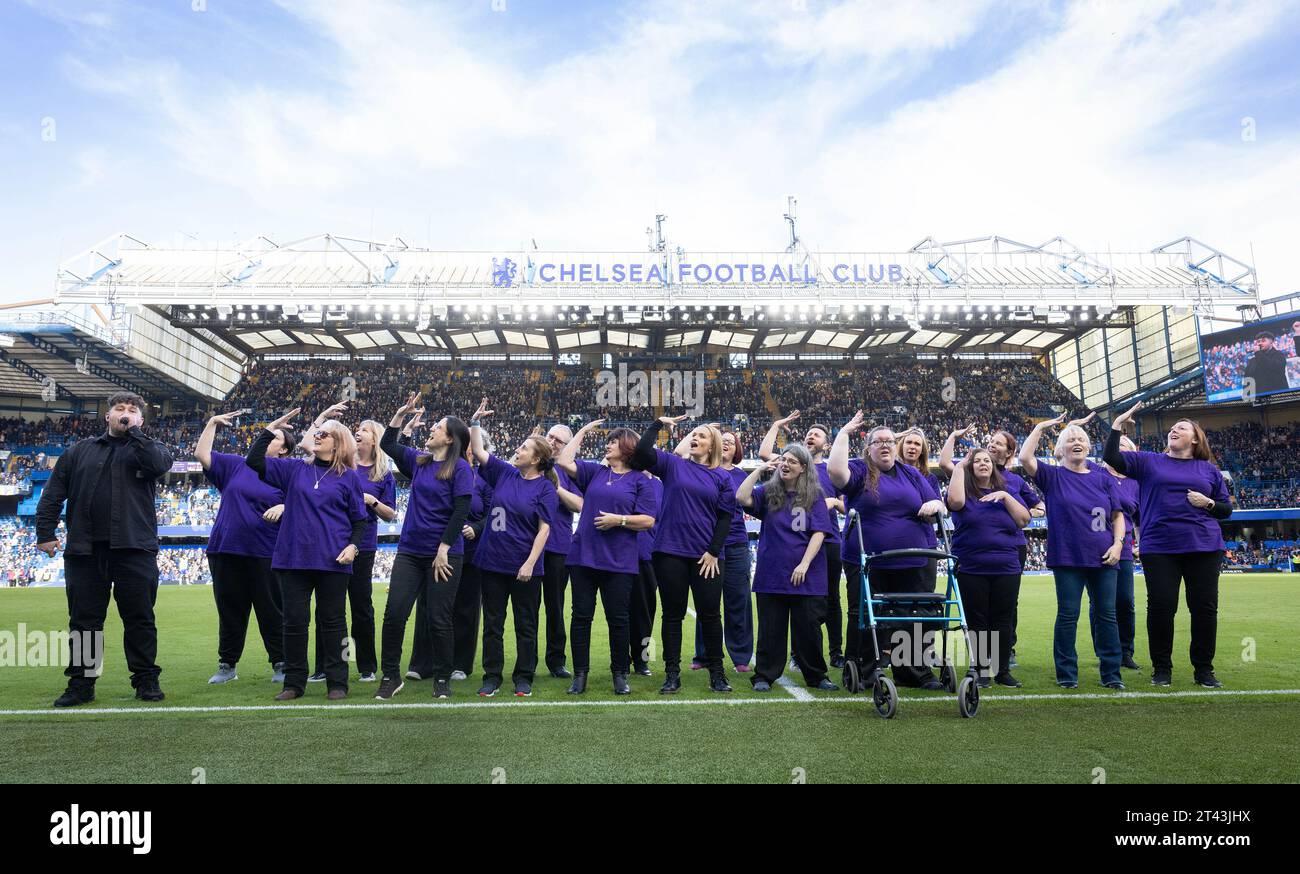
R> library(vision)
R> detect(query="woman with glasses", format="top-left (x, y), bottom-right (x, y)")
top-left (737, 444), bottom-right (837, 692)
top-left (246, 409), bottom-right (369, 701)
top-left (374, 393), bottom-right (474, 700)
top-left (828, 413), bottom-right (945, 690)
top-left (308, 416), bottom-right (396, 685)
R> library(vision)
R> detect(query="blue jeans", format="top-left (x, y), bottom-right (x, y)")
top-left (1053, 566), bottom-right (1121, 685)
top-left (693, 543), bottom-right (754, 667)
top-left (1089, 559), bottom-right (1135, 658)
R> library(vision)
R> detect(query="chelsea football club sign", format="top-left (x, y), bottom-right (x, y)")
top-left (491, 256), bottom-right (904, 288)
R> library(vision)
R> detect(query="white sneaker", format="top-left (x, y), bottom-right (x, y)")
top-left (405, 670), bottom-right (423, 680)
top-left (357, 672), bottom-right (377, 683)
top-left (208, 663), bottom-right (237, 684)
top-left (450, 670), bottom-right (468, 681)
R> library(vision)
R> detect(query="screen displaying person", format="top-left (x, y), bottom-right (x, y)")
top-left (1241, 331), bottom-right (1289, 395)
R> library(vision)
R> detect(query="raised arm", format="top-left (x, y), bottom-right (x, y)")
top-left (1104, 401), bottom-right (1141, 474)
top-left (946, 452), bottom-right (969, 512)
top-left (469, 397), bottom-right (493, 466)
top-left (1018, 413), bottom-right (1064, 479)
top-left (759, 410), bottom-right (799, 462)
top-left (196, 412), bottom-right (237, 471)
top-left (828, 410), bottom-right (864, 490)
top-left (247, 408), bottom-right (299, 480)
top-left (736, 458), bottom-right (778, 508)
top-left (558, 419), bottom-right (603, 478)
top-left (938, 424), bottom-right (973, 477)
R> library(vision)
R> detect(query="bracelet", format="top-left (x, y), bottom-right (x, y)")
top-left (470, 419), bottom-right (481, 428)
top-left (620, 515), bottom-right (626, 527)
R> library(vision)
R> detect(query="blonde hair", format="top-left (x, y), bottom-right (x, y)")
top-left (307, 420), bottom-right (358, 478)
top-left (1052, 425), bottom-right (1091, 461)
top-left (355, 419), bottom-right (391, 483)
top-left (695, 424), bottom-right (725, 469)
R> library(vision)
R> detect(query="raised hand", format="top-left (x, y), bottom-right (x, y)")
top-left (267, 408), bottom-right (301, 432)
top-left (843, 410), bottom-right (866, 433)
top-left (775, 410), bottom-right (801, 430)
top-left (395, 392), bottom-right (422, 418)
top-left (472, 397), bottom-right (494, 422)
top-left (658, 413), bottom-right (690, 428)
top-left (1112, 400), bottom-right (1143, 430)
top-left (1067, 412), bottom-right (1097, 429)
top-left (207, 411), bottom-right (240, 428)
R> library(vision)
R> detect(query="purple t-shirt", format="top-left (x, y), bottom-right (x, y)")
top-left (749, 484), bottom-right (835, 596)
top-left (951, 489), bottom-right (1027, 575)
top-left (472, 454), bottom-right (558, 576)
top-left (394, 449), bottom-right (474, 556)
top-left (1032, 462), bottom-right (1120, 568)
top-left (723, 466), bottom-right (750, 547)
top-left (1111, 473), bottom-right (1140, 562)
top-left (463, 469), bottom-right (493, 558)
top-left (567, 460), bottom-right (657, 574)
top-left (841, 458), bottom-right (940, 570)
top-left (638, 475), bottom-right (662, 564)
top-left (643, 449), bottom-right (736, 559)
top-left (545, 467), bottom-right (576, 556)
top-left (814, 461), bottom-right (842, 546)
top-left (1002, 468), bottom-right (1042, 512)
top-left (1117, 451), bottom-right (1228, 554)
top-left (259, 457), bottom-right (368, 574)
top-left (355, 464), bottom-right (397, 552)
top-left (205, 451), bottom-right (284, 558)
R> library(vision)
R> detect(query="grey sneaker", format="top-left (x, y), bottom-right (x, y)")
top-left (450, 670), bottom-right (468, 681)
top-left (271, 662), bottom-right (286, 683)
top-left (307, 672), bottom-right (327, 683)
top-left (208, 663), bottom-right (238, 684)
top-left (358, 672), bottom-right (377, 683)
top-left (405, 670), bottom-right (424, 681)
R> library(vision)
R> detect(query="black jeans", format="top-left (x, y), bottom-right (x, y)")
top-left (755, 593), bottom-right (827, 686)
top-left (279, 569), bottom-right (350, 693)
top-left (452, 556), bottom-right (483, 675)
top-left (208, 552), bottom-right (283, 667)
top-left (1141, 551), bottom-right (1222, 674)
top-left (480, 569), bottom-right (542, 686)
top-left (542, 551), bottom-right (569, 671)
top-left (693, 542), bottom-right (754, 667)
top-left (957, 571), bottom-right (1020, 676)
top-left (847, 564), bottom-right (938, 687)
top-left (653, 551), bottom-right (724, 675)
top-left (629, 559), bottom-right (658, 670)
top-left (382, 552), bottom-right (461, 682)
top-left (569, 565), bottom-right (634, 674)
top-left (63, 544), bottom-right (160, 688)
top-left (314, 549), bottom-right (376, 677)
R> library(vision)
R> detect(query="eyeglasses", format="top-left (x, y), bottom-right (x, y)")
top-left (314, 430), bottom-right (333, 440)
top-left (869, 439), bottom-right (895, 447)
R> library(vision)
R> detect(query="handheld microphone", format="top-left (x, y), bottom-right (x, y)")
top-left (118, 416), bottom-right (132, 428)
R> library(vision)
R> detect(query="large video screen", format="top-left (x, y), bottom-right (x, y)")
top-left (1201, 310), bottom-right (1300, 404)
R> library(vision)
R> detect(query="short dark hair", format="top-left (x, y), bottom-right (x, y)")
top-left (1256, 331), bottom-right (1274, 341)
top-left (106, 392), bottom-right (147, 418)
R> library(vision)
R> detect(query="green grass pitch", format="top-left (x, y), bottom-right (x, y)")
top-left (0, 573), bottom-right (1297, 783)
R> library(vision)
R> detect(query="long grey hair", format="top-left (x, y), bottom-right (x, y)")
top-left (766, 442), bottom-right (825, 515)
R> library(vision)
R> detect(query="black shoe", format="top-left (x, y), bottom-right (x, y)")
top-left (477, 681), bottom-right (500, 697)
top-left (513, 682), bottom-right (533, 697)
top-left (612, 673), bottom-right (630, 695)
top-left (1151, 670), bottom-right (1172, 687)
top-left (1121, 655), bottom-right (1141, 670)
top-left (549, 667), bottom-right (572, 679)
top-left (995, 672), bottom-right (1022, 688)
top-left (135, 679), bottom-right (165, 702)
top-left (307, 672), bottom-right (327, 683)
top-left (659, 672), bottom-right (681, 694)
top-left (1194, 672), bottom-right (1223, 688)
top-left (1056, 681), bottom-right (1078, 689)
top-left (1103, 680), bottom-right (1126, 690)
top-left (709, 673), bottom-right (733, 693)
top-left (633, 663), bottom-right (652, 677)
top-left (814, 678), bottom-right (838, 691)
top-left (434, 679), bottom-right (452, 699)
top-left (53, 686), bottom-right (95, 708)
top-left (567, 672), bottom-right (588, 695)
top-left (374, 677), bottom-right (404, 700)
top-left (977, 676), bottom-right (992, 689)
top-left (829, 654), bottom-right (846, 669)
top-left (921, 677), bottom-right (945, 691)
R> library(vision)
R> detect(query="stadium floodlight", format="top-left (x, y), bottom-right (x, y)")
top-left (0, 333), bottom-right (15, 348)
top-left (283, 304), bottom-right (299, 317)
top-left (216, 305), bottom-right (231, 318)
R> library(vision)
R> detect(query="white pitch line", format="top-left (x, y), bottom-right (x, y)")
top-left (2, 688), bottom-right (1295, 718)
top-left (775, 676), bottom-right (814, 701)
top-left (0, 691), bottom-right (1294, 717)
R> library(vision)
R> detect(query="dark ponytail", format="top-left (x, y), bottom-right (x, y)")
top-left (436, 416), bottom-right (471, 480)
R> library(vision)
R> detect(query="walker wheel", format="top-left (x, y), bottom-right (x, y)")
top-left (872, 676), bottom-right (898, 719)
top-left (957, 676), bottom-right (979, 718)
top-left (843, 659), bottom-right (862, 694)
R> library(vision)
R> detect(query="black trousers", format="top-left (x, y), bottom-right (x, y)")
top-left (756, 593), bottom-right (827, 686)
top-left (63, 544), bottom-right (160, 688)
top-left (313, 549), bottom-right (377, 677)
top-left (542, 551), bottom-right (569, 671)
top-left (653, 551), bottom-right (724, 675)
top-left (1012, 543), bottom-right (1029, 649)
top-left (452, 555), bottom-right (483, 675)
top-left (957, 571), bottom-right (1019, 676)
top-left (822, 544), bottom-right (843, 657)
top-left (279, 569), bottom-right (350, 693)
top-left (569, 565), bottom-right (634, 674)
top-left (382, 552), bottom-right (462, 682)
top-left (1141, 551), bottom-right (1221, 674)
top-left (846, 564), bottom-right (938, 687)
top-left (629, 559), bottom-right (658, 670)
top-left (209, 552), bottom-right (283, 667)
top-left (480, 569), bottom-right (542, 685)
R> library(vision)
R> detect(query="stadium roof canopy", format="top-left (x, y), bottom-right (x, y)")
top-left (51, 232), bottom-right (1261, 361)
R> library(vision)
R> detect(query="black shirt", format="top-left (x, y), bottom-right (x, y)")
top-left (90, 434), bottom-right (129, 541)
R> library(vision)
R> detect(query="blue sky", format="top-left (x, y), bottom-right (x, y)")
top-left (2, 0), bottom-right (1299, 302)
